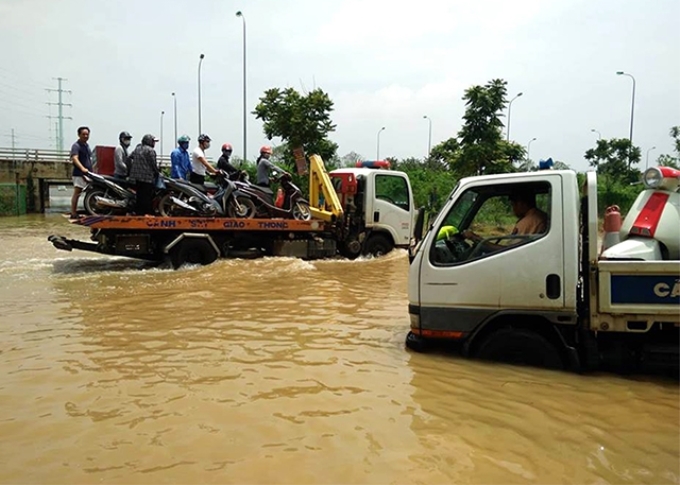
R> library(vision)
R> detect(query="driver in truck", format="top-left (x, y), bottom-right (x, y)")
top-left (463, 189), bottom-right (548, 250)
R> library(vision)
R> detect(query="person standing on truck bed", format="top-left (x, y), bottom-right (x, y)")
top-left (113, 131), bottom-right (132, 180)
top-left (128, 134), bottom-right (160, 216)
top-left (170, 135), bottom-right (191, 180)
top-left (256, 145), bottom-right (282, 188)
top-left (69, 126), bottom-right (93, 219)
top-left (463, 189), bottom-right (548, 249)
top-left (190, 134), bottom-right (218, 185)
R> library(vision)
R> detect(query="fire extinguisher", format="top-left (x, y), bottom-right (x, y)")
top-left (600, 205), bottom-right (622, 255)
top-left (275, 188), bottom-right (284, 208)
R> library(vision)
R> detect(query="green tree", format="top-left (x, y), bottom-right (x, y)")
top-left (584, 138), bottom-right (641, 182)
top-left (340, 151), bottom-right (362, 167)
top-left (656, 126), bottom-right (680, 168)
top-left (454, 79), bottom-right (525, 176)
top-left (253, 87), bottom-right (338, 171)
top-left (428, 137), bottom-right (460, 171)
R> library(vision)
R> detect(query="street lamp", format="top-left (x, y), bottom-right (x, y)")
top-left (506, 92), bottom-right (523, 141)
top-left (377, 126), bottom-right (385, 160)
top-left (160, 110), bottom-right (165, 162)
top-left (616, 71), bottom-right (636, 169)
top-left (172, 92), bottom-right (177, 146)
top-left (198, 54), bottom-right (205, 136)
top-left (646, 146), bottom-right (657, 170)
top-left (236, 11), bottom-right (247, 164)
top-left (527, 137), bottom-right (537, 163)
top-left (423, 115), bottom-right (432, 159)
top-left (591, 128), bottom-right (601, 140)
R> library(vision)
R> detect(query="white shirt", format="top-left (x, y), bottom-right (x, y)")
top-left (191, 147), bottom-right (207, 175)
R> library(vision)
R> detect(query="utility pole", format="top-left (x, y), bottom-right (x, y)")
top-left (46, 77), bottom-right (72, 152)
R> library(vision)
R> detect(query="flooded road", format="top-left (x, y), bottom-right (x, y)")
top-left (0, 215), bottom-right (678, 484)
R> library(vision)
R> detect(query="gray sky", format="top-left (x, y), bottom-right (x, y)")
top-left (1, 0), bottom-right (678, 171)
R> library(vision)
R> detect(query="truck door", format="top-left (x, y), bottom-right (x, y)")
top-left (370, 173), bottom-right (413, 246)
top-left (417, 175), bottom-right (566, 332)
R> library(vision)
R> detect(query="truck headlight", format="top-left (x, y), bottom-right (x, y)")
top-left (642, 167), bottom-right (663, 189)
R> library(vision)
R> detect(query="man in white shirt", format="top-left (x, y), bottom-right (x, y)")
top-left (190, 133), bottom-right (218, 185)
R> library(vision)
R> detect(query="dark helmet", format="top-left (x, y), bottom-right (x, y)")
top-left (177, 134), bottom-right (190, 144)
top-left (119, 131), bottom-right (132, 141)
top-left (142, 134), bottom-right (157, 146)
top-left (198, 134), bottom-right (211, 143)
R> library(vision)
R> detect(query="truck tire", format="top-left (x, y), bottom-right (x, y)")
top-left (405, 331), bottom-right (429, 352)
top-left (363, 234), bottom-right (394, 257)
top-left (169, 238), bottom-right (219, 269)
top-left (475, 328), bottom-right (564, 370)
top-left (83, 188), bottom-right (114, 216)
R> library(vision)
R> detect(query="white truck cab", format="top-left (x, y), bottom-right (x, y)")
top-left (330, 162), bottom-right (415, 258)
top-left (407, 168), bottom-right (679, 372)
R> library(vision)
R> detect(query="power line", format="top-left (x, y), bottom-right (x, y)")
top-left (0, 80), bottom-right (48, 102)
top-left (46, 77), bottom-right (72, 151)
top-left (0, 67), bottom-right (50, 91)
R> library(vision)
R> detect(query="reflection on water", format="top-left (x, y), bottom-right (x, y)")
top-left (0, 214), bottom-right (678, 484)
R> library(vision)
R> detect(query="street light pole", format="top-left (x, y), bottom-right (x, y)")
top-left (646, 146), bottom-right (657, 170)
top-left (198, 54), bottom-right (205, 136)
top-left (591, 128), bottom-right (601, 140)
top-left (377, 126), bottom-right (385, 160)
top-left (423, 115), bottom-right (432, 159)
top-left (527, 137), bottom-right (537, 167)
top-left (160, 110), bottom-right (165, 162)
top-left (172, 92), bottom-right (177, 146)
top-left (506, 92), bottom-right (523, 141)
top-left (236, 11), bottom-right (247, 164)
top-left (616, 71), bottom-right (636, 170)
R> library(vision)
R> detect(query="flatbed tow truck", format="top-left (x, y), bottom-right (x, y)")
top-left (49, 155), bottom-right (418, 268)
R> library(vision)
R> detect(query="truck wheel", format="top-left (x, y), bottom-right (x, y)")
top-left (405, 331), bottom-right (429, 352)
top-left (363, 234), bottom-right (394, 257)
top-left (169, 238), bottom-right (219, 269)
top-left (83, 188), bottom-right (114, 215)
top-left (339, 238), bottom-right (362, 260)
top-left (475, 328), bottom-right (564, 370)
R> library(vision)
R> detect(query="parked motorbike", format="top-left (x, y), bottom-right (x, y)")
top-left (82, 172), bottom-right (137, 215)
top-left (157, 170), bottom-right (256, 218)
top-left (233, 172), bottom-right (311, 220)
top-left (82, 173), bottom-right (169, 216)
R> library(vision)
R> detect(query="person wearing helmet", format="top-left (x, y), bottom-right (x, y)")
top-left (256, 145), bottom-right (284, 188)
top-left (113, 131), bottom-right (133, 179)
top-left (128, 134), bottom-right (160, 215)
top-left (190, 134), bottom-right (218, 185)
top-left (217, 143), bottom-right (238, 176)
top-left (170, 135), bottom-right (191, 180)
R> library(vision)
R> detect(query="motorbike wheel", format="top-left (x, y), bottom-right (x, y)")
top-left (158, 192), bottom-right (196, 217)
top-left (83, 188), bottom-right (114, 216)
top-left (292, 201), bottom-right (311, 221)
top-left (227, 196), bottom-right (256, 218)
top-left (158, 193), bottom-right (178, 217)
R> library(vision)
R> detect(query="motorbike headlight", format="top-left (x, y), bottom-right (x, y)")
top-left (642, 167), bottom-right (663, 189)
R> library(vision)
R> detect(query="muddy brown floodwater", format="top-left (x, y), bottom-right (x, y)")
top-left (0, 215), bottom-right (678, 484)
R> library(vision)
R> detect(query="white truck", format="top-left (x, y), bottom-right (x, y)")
top-left (49, 157), bottom-right (417, 266)
top-left (406, 166), bottom-right (680, 372)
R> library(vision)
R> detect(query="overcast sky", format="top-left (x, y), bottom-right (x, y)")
top-left (1, 0), bottom-right (678, 171)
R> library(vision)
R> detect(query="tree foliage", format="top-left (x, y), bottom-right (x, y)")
top-left (584, 138), bottom-right (641, 183)
top-left (656, 126), bottom-right (680, 168)
top-left (253, 87), bottom-right (338, 170)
